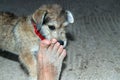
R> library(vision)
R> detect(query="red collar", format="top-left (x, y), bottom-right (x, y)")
top-left (31, 19), bottom-right (45, 40)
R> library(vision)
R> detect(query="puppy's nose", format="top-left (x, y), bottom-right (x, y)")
top-left (58, 40), bottom-right (64, 45)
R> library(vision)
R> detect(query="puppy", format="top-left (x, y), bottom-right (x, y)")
top-left (0, 4), bottom-right (74, 80)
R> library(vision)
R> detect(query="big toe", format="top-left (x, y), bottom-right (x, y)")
top-left (39, 39), bottom-right (51, 51)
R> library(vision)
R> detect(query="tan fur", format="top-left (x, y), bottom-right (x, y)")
top-left (0, 4), bottom-right (73, 80)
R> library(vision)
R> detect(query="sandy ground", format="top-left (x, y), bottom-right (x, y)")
top-left (0, 0), bottom-right (120, 80)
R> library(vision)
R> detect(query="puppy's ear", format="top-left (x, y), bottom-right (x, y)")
top-left (32, 10), bottom-right (47, 25)
top-left (66, 10), bottom-right (74, 24)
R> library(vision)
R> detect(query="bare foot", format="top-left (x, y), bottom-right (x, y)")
top-left (37, 39), bottom-right (66, 80)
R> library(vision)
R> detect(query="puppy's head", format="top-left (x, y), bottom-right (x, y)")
top-left (32, 4), bottom-right (74, 47)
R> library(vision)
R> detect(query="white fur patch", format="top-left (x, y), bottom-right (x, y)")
top-left (31, 45), bottom-right (39, 55)
top-left (29, 76), bottom-right (37, 80)
top-left (66, 10), bottom-right (74, 23)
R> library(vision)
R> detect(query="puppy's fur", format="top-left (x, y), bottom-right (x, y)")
top-left (0, 4), bottom-right (74, 80)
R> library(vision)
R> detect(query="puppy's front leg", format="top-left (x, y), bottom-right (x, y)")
top-left (19, 52), bottom-right (37, 80)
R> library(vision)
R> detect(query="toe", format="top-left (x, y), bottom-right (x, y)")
top-left (53, 42), bottom-right (60, 53)
top-left (59, 49), bottom-right (66, 62)
top-left (39, 39), bottom-right (51, 53)
top-left (48, 43), bottom-right (54, 52)
top-left (51, 39), bottom-right (57, 44)
top-left (40, 40), bottom-right (51, 48)
top-left (47, 39), bottom-right (57, 51)
top-left (57, 45), bottom-right (64, 57)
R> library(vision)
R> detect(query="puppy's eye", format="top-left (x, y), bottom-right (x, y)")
top-left (48, 26), bottom-right (55, 30)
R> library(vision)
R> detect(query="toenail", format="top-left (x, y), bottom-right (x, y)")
top-left (56, 42), bottom-right (60, 46)
top-left (60, 45), bottom-right (63, 49)
top-left (52, 39), bottom-right (57, 43)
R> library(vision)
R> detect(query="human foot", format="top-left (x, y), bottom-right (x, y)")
top-left (37, 39), bottom-right (66, 80)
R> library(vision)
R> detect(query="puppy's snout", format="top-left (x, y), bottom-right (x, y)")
top-left (58, 40), bottom-right (64, 45)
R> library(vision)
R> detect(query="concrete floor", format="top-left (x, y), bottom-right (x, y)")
top-left (0, 0), bottom-right (120, 80)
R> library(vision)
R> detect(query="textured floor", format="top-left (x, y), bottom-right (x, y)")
top-left (0, 0), bottom-right (120, 80)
